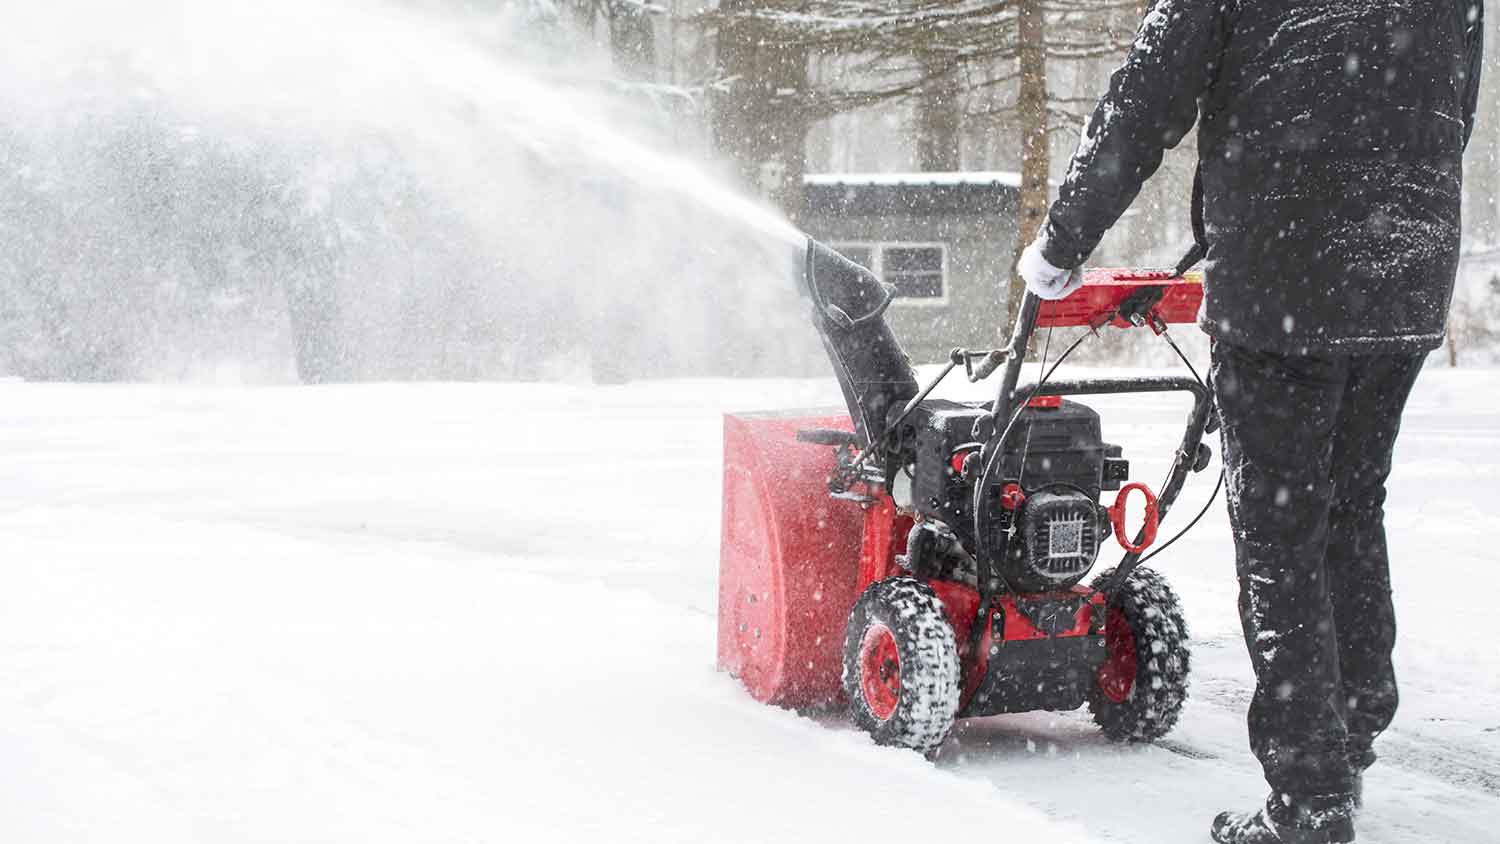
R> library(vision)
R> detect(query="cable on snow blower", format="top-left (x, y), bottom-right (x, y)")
top-left (718, 238), bottom-right (1222, 755)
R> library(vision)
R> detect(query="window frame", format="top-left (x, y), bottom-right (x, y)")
top-left (829, 241), bottom-right (950, 308)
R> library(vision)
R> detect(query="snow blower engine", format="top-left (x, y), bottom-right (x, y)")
top-left (718, 240), bottom-right (1220, 754)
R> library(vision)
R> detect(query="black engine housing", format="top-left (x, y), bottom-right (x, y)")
top-left (902, 398), bottom-right (1126, 591)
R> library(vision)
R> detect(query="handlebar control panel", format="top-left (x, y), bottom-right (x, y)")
top-left (1036, 269), bottom-right (1204, 330)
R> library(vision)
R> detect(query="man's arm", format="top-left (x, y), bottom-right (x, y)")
top-left (1462, 1), bottom-right (1484, 150)
top-left (1040, 1), bottom-right (1231, 270)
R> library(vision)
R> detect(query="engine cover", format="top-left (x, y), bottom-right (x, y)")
top-left (1004, 487), bottom-right (1107, 592)
top-left (901, 398), bottom-right (1125, 592)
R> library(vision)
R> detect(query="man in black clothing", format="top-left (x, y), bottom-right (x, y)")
top-left (1016, 2), bottom-right (1484, 843)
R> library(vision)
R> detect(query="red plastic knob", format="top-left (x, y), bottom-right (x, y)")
top-left (1000, 483), bottom-right (1027, 511)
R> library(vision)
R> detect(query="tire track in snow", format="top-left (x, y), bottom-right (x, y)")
top-left (1190, 661), bottom-right (1500, 799)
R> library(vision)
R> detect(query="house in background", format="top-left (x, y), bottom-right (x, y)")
top-left (801, 172), bottom-right (1020, 364)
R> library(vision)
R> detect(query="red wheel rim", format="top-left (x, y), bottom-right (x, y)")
top-left (1097, 606), bottom-right (1138, 704)
top-left (859, 624), bottom-right (901, 721)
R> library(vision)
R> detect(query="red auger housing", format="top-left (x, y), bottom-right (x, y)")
top-left (719, 240), bottom-right (1217, 755)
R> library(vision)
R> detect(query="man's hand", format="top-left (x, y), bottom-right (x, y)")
top-left (1018, 238), bottom-right (1085, 301)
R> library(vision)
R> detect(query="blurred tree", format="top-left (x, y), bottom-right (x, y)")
top-left (1444, 269), bottom-right (1500, 367)
top-left (698, 0), bottom-right (1141, 318)
top-left (914, 59), bottom-right (961, 171)
top-left (708, 0), bottom-right (812, 219)
top-left (605, 0), bottom-right (660, 78)
top-left (1462, 6), bottom-right (1500, 250)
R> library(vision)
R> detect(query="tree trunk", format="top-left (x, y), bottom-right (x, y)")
top-left (916, 64), bottom-right (961, 171)
top-left (608, 1), bottom-right (657, 80)
top-left (711, 1), bottom-right (811, 221)
top-left (1010, 0), bottom-right (1049, 326)
top-left (285, 272), bottom-right (346, 384)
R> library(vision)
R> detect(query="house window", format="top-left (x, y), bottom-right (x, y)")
top-left (837, 245), bottom-right (875, 271)
top-left (884, 246), bottom-right (945, 299)
top-left (831, 242), bottom-right (947, 304)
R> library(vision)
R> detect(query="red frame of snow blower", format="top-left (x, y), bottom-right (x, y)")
top-left (718, 411), bottom-right (872, 706)
top-left (1037, 269), bottom-right (1204, 329)
top-left (718, 268), bottom-right (1212, 711)
top-left (717, 417), bottom-right (1109, 711)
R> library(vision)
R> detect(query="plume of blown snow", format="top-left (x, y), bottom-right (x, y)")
top-left (0, 0), bottom-right (814, 383)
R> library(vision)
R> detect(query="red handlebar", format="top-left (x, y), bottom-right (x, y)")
top-left (1108, 483), bottom-right (1160, 554)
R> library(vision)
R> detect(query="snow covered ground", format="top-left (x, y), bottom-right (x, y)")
top-left (1, 365), bottom-right (1497, 843)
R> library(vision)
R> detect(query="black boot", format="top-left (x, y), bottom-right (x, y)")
top-left (1211, 794), bottom-right (1355, 844)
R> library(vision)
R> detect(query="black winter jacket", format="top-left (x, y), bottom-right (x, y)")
top-left (1042, 0), bottom-right (1485, 353)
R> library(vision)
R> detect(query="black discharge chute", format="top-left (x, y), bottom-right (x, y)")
top-left (798, 239), bottom-right (919, 448)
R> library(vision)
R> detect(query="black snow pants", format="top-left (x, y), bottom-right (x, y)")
top-left (1210, 341), bottom-right (1425, 807)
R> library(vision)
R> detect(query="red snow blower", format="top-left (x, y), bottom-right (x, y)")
top-left (718, 240), bottom-right (1220, 754)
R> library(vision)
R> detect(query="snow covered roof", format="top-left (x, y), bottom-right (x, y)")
top-left (802, 171), bottom-right (1020, 217)
top-left (804, 171), bottom-right (1023, 188)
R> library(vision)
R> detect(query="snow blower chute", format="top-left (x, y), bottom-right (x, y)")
top-left (718, 239), bottom-right (1219, 754)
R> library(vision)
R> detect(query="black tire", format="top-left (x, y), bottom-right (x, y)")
top-left (841, 576), bottom-right (960, 755)
top-left (1088, 566), bottom-right (1191, 743)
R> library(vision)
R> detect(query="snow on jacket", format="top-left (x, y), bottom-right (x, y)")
top-left (1041, 0), bottom-right (1485, 354)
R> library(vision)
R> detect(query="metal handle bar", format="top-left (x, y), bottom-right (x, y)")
top-left (1021, 376), bottom-right (1216, 600)
top-left (993, 291), bottom-right (1043, 420)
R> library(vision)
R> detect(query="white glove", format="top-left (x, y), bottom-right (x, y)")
top-left (1018, 238), bottom-right (1085, 301)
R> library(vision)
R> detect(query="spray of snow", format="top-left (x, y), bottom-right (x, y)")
top-left (0, 0), bottom-right (813, 382)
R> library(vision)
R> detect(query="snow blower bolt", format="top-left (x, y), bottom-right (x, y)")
top-left (718, 239), bottom-right (1223, 755)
